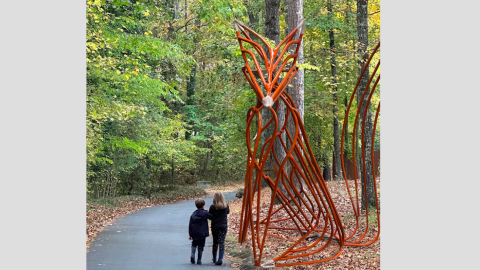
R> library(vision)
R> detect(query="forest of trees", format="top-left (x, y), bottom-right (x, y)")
top-left (86, 0), bottom-right (380, 202)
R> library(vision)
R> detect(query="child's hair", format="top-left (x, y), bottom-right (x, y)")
top-left (195, 199), bottom-right (205, 209)
top-left (213, 192), bottom-right (227, 210)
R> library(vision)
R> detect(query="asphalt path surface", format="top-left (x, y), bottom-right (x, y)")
top-left (87, 191), bottom-right (237, 270)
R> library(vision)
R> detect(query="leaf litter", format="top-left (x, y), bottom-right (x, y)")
top-left (225, 178), bottom-right (380, 270)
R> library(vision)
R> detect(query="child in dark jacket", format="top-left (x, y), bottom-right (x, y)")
top-left (209, 192), bottom-right (230, 265)
top-left (189, 199), bottom-right (212, 265)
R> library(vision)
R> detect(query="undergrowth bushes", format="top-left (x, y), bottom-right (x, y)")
top-left (87, 185), bottom-right (206, 209)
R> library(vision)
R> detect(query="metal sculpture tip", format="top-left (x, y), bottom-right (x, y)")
top-left (233, 19), bottom-right (245, 32)
top-left (296, 18), bottom-right (305, 34)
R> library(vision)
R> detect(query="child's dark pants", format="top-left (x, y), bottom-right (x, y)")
top-left (191, 238), bottom-right (205, 264)
top-left (211, 227), bottom-right (227, 264)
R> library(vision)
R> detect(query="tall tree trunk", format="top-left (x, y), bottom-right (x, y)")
top-left (247, 0), bottom-right (260, 31)
top-left (184, 0), bottom-right (187, 32)
top-left (343, 0), bottom-right (354, 178)
top-left (356, 0), bottom-right (375, 209)
top-left (185, 16), bottom-right (199, 140)
top-left (285, 0), bottom-right (304, 199)
top-left (175, 0), bottom-right (179, 18)
top-left (186, 65), bottom-right (197, 100)
top-left (172, 155), bottom-right (175, 185)
top-left (185, 66), bottom-right (196, 139)
top-left (263, 0), bottom-right (286, 197)
top-left (265, 0), bottom-right (281, 43)
top-left (166, 0), bottom-right (176, 40)
top-left (328, 0), bottom-right (343, 181)
top-left (285, 0), bottom-right (304, 121)
top-left (322, 155), bottom-right (332, 181)
top-left (157, 168), bottom-right (162, 191)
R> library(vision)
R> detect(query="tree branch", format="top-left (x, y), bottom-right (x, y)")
top-left (173, 17), bottom-right (197, 32)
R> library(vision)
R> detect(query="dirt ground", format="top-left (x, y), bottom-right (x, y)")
top-left (224, 179), bottom-right (380, 270)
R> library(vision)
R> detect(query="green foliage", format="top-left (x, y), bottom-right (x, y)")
top-left (87, 185), bottom-right (207, 208)
top-left (301, 0), bottom-right (380, 166)
top-left (86, 0), bottom-right (380, 198)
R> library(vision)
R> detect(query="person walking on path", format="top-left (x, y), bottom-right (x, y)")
top-left (189, 199), bottom-right (212, 265)
top-left (208, 192), bottom-right (230, 265)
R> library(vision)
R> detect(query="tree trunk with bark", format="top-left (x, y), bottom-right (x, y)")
top-left (184, 0), bottom-right (187, 32)
top-left (322, 156), bottom-right (332, 181)
top-left (285, 0), bottom-right (304, 122)
top-left (357, 0), bottom-right (376, 209)
top-left (328, 0), bottom-right (343, 181)
top-left (265, 0), bottom-right (281, 42)
top-left (285, 0), bottom-right (305, 199)
top-left (343, 0), bottom-right (354, 177)
top-left (185, 66), bottom-right (196, 139)
top-left (262, 0), bottom-right (287, 197)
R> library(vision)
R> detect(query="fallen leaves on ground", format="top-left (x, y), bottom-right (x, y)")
top-left (205, 182), bottom-right (245, 196)
top-left (86, 188), bottom-right (206, 252)
top-left (225, 178), bottom-right (380, 270)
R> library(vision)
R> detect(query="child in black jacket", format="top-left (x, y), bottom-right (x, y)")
top-left (189, 199), bottom-right (212, 264)
top-left (209, 192), bottom-right (230, 265)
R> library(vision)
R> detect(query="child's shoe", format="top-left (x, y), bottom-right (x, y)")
top-left (212, 247), bottom-right (217, 263)
top-left (190, 246), bottom-right (196, 264)
top-left (215, 249), bottom-right (224, 265)
top-left (197, 247), bottom-right (204, 265)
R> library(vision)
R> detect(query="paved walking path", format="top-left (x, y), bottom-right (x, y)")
top-left (87, 192), bottom-right (237, 270)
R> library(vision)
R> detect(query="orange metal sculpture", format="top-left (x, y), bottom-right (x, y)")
top-left (234, 19), bottom-right (380, 267)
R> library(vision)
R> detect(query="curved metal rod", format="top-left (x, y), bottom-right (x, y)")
top-left (344, 59), bottom-right (380, 242)
top-left (340, 42), bottom-right (380, 219)
top-left (351, 74), bottom-right (380, 244)
top-left (236, 21), bottom-right (379, 267)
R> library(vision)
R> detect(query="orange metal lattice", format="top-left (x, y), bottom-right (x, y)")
top-left (234, 19), bottom-right (380, 267)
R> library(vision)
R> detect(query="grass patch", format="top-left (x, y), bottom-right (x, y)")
top-left (368, 211), bottom-right (378, 224)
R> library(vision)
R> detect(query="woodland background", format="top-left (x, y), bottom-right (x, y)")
top-left (2, 1), bottom-right (477, 270)
top-left (86, 0), bottom-right (380, 199)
